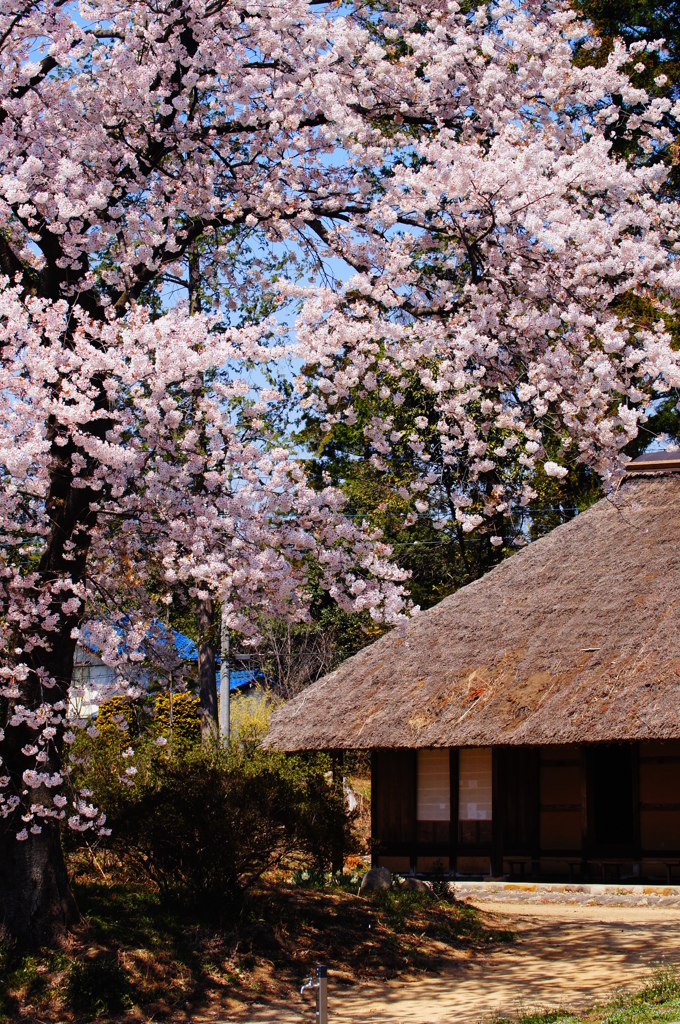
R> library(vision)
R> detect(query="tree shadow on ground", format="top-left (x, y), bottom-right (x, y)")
top-left (0, 877), bottom-right (512, 1022)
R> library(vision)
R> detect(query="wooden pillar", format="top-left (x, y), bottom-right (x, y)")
top-left (491, 747), bottom-right (503, 877)
top-left (331, 751), bottom-right (345, 875)
top-left (632, 742), bottom-right (641, 864)
top-left (580, 746), bottom-right (590, 879)
top-left (411, 748), bottom-right (417, 872)
top-left (370, 750), bottom-right (378, 868)
top-left (449, 748), bottom-right (459, 875)
top-left (531, 747), bottom-right (541, 876)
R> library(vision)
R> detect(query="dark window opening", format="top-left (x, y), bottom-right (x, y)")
top-left (591, 744), bottom-right (634, 852)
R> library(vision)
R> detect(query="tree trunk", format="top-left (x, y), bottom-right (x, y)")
top-left (0, 487), bottom-right (90, 945)
top-left (0, 389), bottom-right (108, 945)
top-left (196, 595), bottom-right (218, 741)
top-left (0, 817), bottom-right (78, 948)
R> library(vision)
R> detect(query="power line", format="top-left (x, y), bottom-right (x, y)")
top-left (339, 506), bottom-right (582, 518)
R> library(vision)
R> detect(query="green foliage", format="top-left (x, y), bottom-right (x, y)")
top-left (71, 736), bottom-right (356, 918)
top-left (294, 767), bottom-right (353, 875)
top-left (576, 0), bottom-right (680, 63)
top-left (574, 0), bottom-right (680, 196)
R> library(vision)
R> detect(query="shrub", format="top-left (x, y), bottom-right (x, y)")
top-left (153, 691), bottom-right (200, 742)
top-left (228, 686), bottom-right (282, 746)
top-left (95, 695), bottom-right (140, 736)
top-left (295, 764), bottom-right (356, 875)
top-left (73, 736), bottom-right (357, 918)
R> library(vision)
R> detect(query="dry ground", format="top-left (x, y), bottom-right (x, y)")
top-left (6, 868), bottom-right (680, 1024)
top-left (215, 901), bottom-right (680, 1024)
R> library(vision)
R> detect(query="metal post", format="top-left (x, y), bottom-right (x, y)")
top-left (169, 675), bottom-right (173, 748)
top-left (166, 602), bottom-right (173, 749)
top-left (316, 964), bottom-right (327, 1024)
top-left (300, 964), bottom-right (328, 1024)
top-left (219, 607), bottom-right (230, 744)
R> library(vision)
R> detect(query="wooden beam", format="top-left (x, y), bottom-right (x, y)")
top-left (370, 750), bottom-right (378, 868)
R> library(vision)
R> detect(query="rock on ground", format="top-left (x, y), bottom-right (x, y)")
top-left (359, 867), bottom-right (391, 892)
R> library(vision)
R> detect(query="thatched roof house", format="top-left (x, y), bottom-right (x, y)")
top-left (268, 454), bottom-right (680, 884)
top-left (268, 468), bottom-right (680, 751)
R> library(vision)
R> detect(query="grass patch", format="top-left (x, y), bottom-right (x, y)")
top-left (0, 945), bottom-right (71, 1020)
top-left (67, 954), bottom-right (131, 1016)
top-left (491, 966), bottom-right (680, 1024)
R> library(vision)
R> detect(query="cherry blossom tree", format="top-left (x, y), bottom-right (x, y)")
top-left (0, 0), bottom-right (679, 949)
top-left (292, 2), bottom-right (680, 547)
top-left (0, 0), bottom-right (414, 944)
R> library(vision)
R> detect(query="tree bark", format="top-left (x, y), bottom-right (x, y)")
top-left (0, 374), bottom-right (109, 945)
top-left (0, 471), bottom-right (95, 944)
top-left (0, 817), bottom-right (78, 948)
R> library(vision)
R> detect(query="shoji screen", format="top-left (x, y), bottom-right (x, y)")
top-left (417, 748), bottom-right (450, 821)
top-left (458, 748), bottom-right (492, 821)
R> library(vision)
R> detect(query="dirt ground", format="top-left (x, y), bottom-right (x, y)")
top-left (214, 901), bottom-right (680, 1024)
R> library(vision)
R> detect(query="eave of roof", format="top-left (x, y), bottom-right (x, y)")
top-left (626, 449), bottom-right (680, 475)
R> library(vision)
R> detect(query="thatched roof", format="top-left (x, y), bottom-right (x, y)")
top-left (266, 472), bottom-right (680, 750)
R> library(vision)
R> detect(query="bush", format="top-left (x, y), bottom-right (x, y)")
top-left (95, 695), bottom-right (140, 737)
top-left (228, 686), bottom-right (282, 746)
top-left (153, 691), bottom-right (200, 742)
top-left (295, 767), bottom-right (355, 875)
top-left (73, 735), bottom-right (357, 918)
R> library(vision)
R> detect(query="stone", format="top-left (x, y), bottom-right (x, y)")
top-left (399, 877), bottom-right (432, 893)
top-left (360, 867), bottom-right (392, 892)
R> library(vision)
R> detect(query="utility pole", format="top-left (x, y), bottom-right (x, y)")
top-left (219, 605), bottom-right (230, 744)
top-left (165, 597), bottom-right (174, 750)
top-left (169, 673), bottom-right (173, 751)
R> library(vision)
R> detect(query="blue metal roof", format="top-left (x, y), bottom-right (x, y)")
top-left (79, 623), bottom-right (261, 690)
top-left (226, 669), bottom-right (261, 691)
top-left (171, 629), bottom-right (199, 661)
top-left (171, 631), bottom-right (260, 685)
